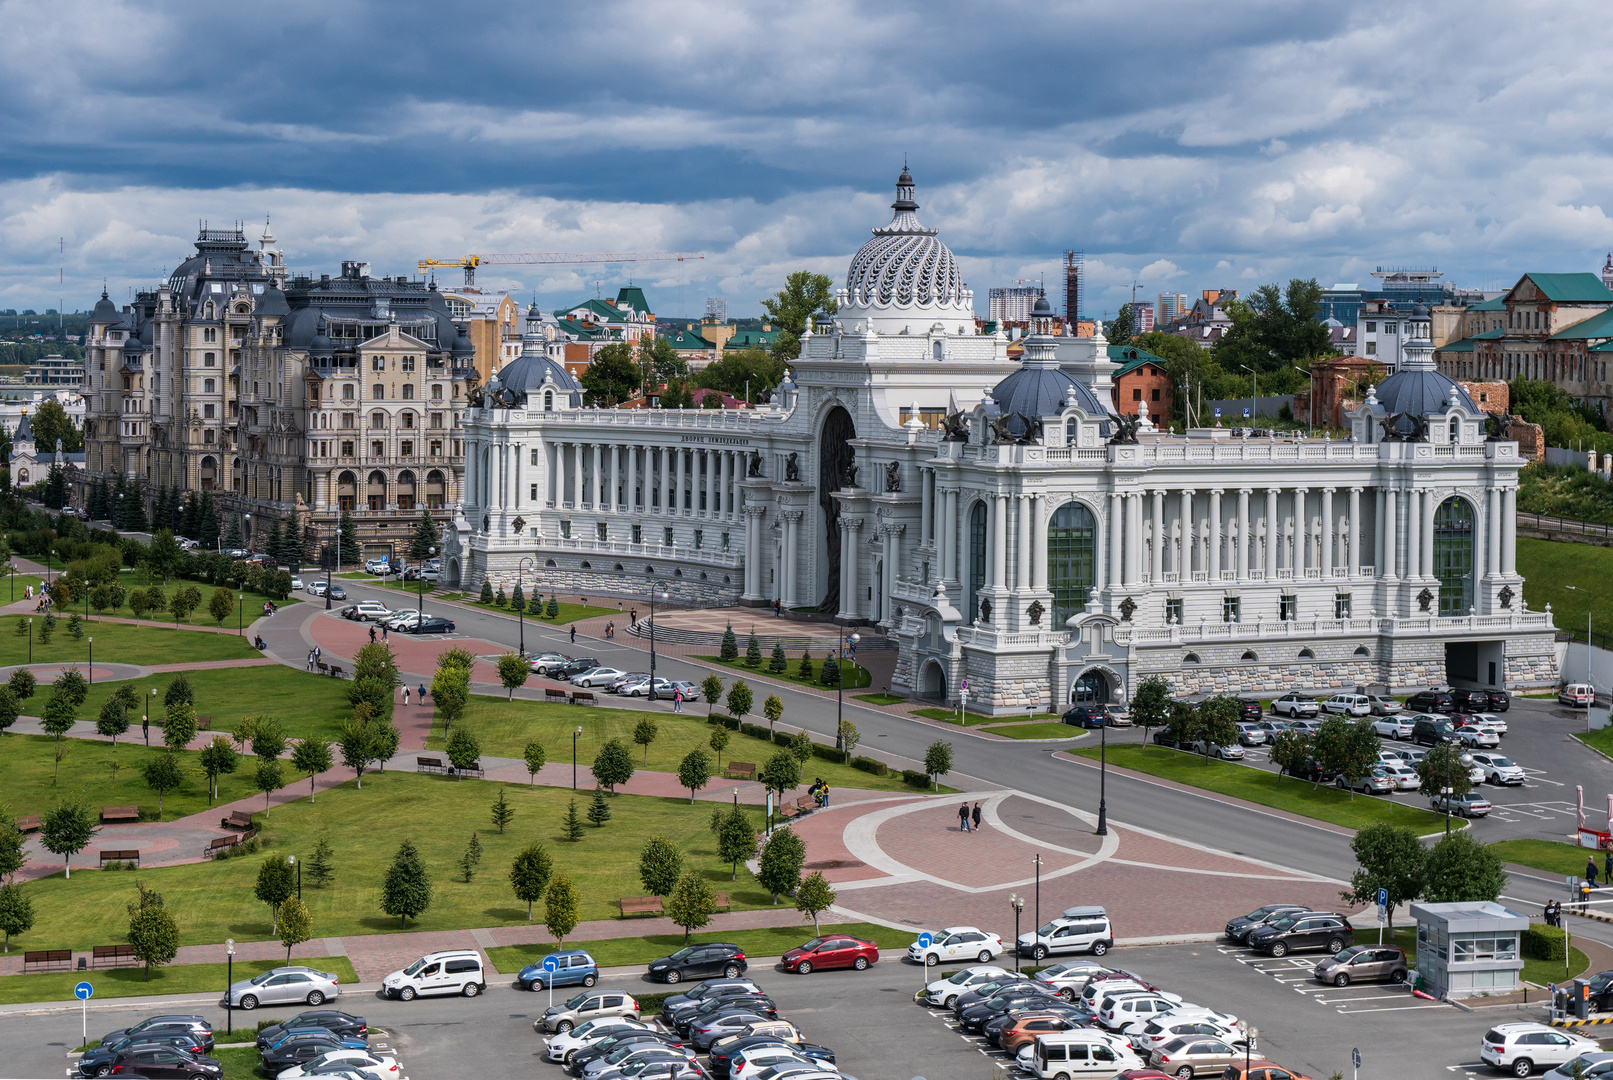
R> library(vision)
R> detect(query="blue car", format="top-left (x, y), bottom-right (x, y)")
top-left (1061, 706), bottom-right (1106, 729)
top-left (518, 949), bottom-right (600, 991)
top-left (260, 1027), bottom-right (370, 1052)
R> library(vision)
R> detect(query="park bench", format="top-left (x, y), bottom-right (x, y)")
top-left (450, 760), bottom-right (485, 779)
top-left (14, 815), bottom-right (39, 834)
top-left (713, 892), bottom-right (730, 912)
top-left (416, 756), bottom-right (448, 774)
top-left (795, 796), bottom-right (817, 814)
top-left (23, 950), bottom-right (72, 972)
top-left (196, 715), bottom-right (212, 730)
top-left (92, 944), bottom-right (139, 968)
top-left (545, 688), bottom-right (569, 702)
top-left (99, 849), bottom-right (141, 867)
top-left (101, 805), bottom-right (139, 824)
top-left (316, 660), bottom-right (330, 675)
top-left (571, 691), bottom-right (596, 706)
top-left (328, 664), bottom-right (345, 679)
top-left (620, 896), bottom-right (664, 918)
top-left (221, 810), bottom-right (254, 830)
top-left (205, 835), bottom-right (239, 857)
top-left (725, 762), bottom-right (756, 781)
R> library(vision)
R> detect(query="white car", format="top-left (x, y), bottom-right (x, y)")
top-left (1272, 693), bottom-right (1321, 718)
top-left (365, 558), bottom-right (394, 575)
top-left (346, 600), bottom-right (393, 621)
top-left (571, 667), bottom-right (627, 688)
top-left (1454, 726), bottom-right (1501, 748)
top-left (906, 926), bottom-right (1005, 966)
top-left (1371, 714), bottom-right (1415, 740)
top-left (278, 1050), bottom-right (401, 1080)
top-left (1102, 704), bottom-right (1133, 727)
top-left (1379, 762), bottom-right (1421, 791)
top-left (1386, 745), bottom-right (1427, 765)
top-left (290, 576), bottom-right (304, 591)
top-left (1095, 991), bottom-right (1186, 1030)
top-left (1481, 1023), bottom-right (1600, 1076)
top-left (383, 611), bottom-right (423, 631)
top-left (920, 964), bottom-right (1010, 1007)
top-left (544, 1018), bottom-right (651, 1064)
top-left (1123, 1013), bottom-right (1243, 1054)
top-left (1032, 961), bottom-right (1110, 1001)
top-left (308, 580), bottom-right (328, 596)
top-left (1469, 752), bottom-right (1526, 785)
top-left (1561, 684), bottom-right (1597, 708)
top-left (1322, 694), bottom-right (1372, 716)
top-left (1189, 739), bottom-right (1244, 760)
top-left (731, 1046), bottom-right (839, 1077)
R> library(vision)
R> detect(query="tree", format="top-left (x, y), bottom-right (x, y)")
top-left (0, 883), bottom-right (34, 952)
top-left (580, 341), bottom-right (642, 406)
top-left (924, 740), bottom-right (953, 790)
top-left (208, 587), bottom-right (233, 627)
top-left (1332, 718), bottom-right (1383, 800)
top-left (1423, 831), bottom-right (1507, 903)
top-left (148, 530), bottom-right (182, 583)
top-left (337, 510), bottom-right (359, 568)
top-left (720, 623), bottom-right (739, 661)
top-left (1343, 824), bottom-right (1426, 932)
top-left (169, 585), bottom-right (201, 626)
top-left (544, 874), bottom-right (580, 946)
top-left (409, 508), bottom-right (441, 563)
top-left (787, 728), bottom-right (811, 764)
top-left (1270, 728), bottom-right (1314, 780)
top-left (292, 737), bottom-right (333, 801)
top-left (1196, 695), bottom-right (1240, 759)
top-left (0, 814), bottom-right (25, 881)
top-left (126, 902), bottom-right (179, 981)
top-left (510, 842), bottom-right (554, 920)
top-left (491, 787), bottom-right (515, 833)
top-left (1131, 675), bottom-right (1171, 745)
top-left (7, 669), bottom-right (33, 701)
top-left (479, 579), bottom-right (494, 605)
top-left (761, 750), bottom-right (802, 803)
top-left (717, 806), bottom-right (755, 880)
top-left (0, 686), bottom-right (17, 738)
top-left (307, 837), bottom-right (335, 889)
top-left (250, 717), bottom-right (287, 763)
top-left (523, 739), bottom-right (547, 786)
top-left (727, 680), bottom-right (753, 721)
top-left (380, 839), bottom-right (433, 928)
top-left (757, 826), bottom-right (806, 903)
top-left (666, 872), bottom-right (717, 943)
top-left (337, 718), bottom-right (378, 788)
top-left (1417, 742), bottom-right (1475, 800)
top-left (445, 727), bottom-right (481, 780)
top-left (642, 334), bottom-right (688, 386)
top-left (40, 801), bottom-right (95, 877)
top-left (630, 717), bottom-right (660, 764)
top-left (1213, 278), bottom-right (1332, 375)
top-left (837, 720), bottom-right (861, 756)
top-left (562, 798), bottom-right (585, 842)
top-left (459, 832), bottom-right (482, 883)
top-left (763, 694), bottom-right (784, 732)
top-left (277, 897), bottom-right (312, 964)
top-left (546, 594), bottom-right (559, 619)
top-left (795, 870), bottom-right (837, 934)
top-left (820, 655), bottom-right (841, 688)
top-left (709, 727), bottom-right (730, 771)
top-left (254, 759), bottom-right (284, 814)
top-left (32, 399), bottom-right (82, 454)
top-left (55, 666), bottom-right (88, 708)
top-left (701, 674), bottom-right (724, 715)
top-left (677, 749), bottom-right (712, 804)
top-left (761, 271), bottom-right (838, 364)
top-left (255, 855), bottom-right (295, 934)
top-left (142, 752), bottom-right (183, 814)
top-left (1166, 700), bottom-right (1201, 756)
top-left (639, 835), bottom-right (684, 897)
top-left (745, 633), bottom-right (763, 668)
top-left (587, 785), bottom-right (613, 827)
top-left (592, 737), bottom-right (634, 793)
top-left (350, 642), bottom-right (401, 724)
top-left (160, 702), bottom-right (197, 754)
top-left (41, 692), bottom-right (77, 779)
top-left (769, 642), bottom-right (788, 674)
top-left (1107, 303), bottom-right (1134, 347)
top-left (693, 347), bottom-right (785, 405)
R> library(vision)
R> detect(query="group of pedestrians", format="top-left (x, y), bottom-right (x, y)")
top-left (367, 624), bottom-right (389, 643)
top-left (957, 801), bottom-right (982, 832)
top-left (807, 779), bottom-right (830, 807)
top-left (305, 646), bottom-right (323, 670)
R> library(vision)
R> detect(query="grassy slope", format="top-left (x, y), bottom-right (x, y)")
top-left (430, 693), bottom-right (919, 794)
top-left (1516, 538), bottom-right (1613, 643)
top-left (1487, 838), bottom-right (1598, 876)
top-left (10, 771), bottom-right (786, 953)
top-left (980, 723), bottom-right (1083, 740)
top-left (694, 654), bottom-right (873, 691)
top-left (485, 921), bottom-right (915, 972)
top-left (0, 956), bottom-right (356, 1007)
top-left (74, 666), bottom-right (353, 742)
top-left (0, 620), bottom-right (259, 667)
top-left (1072, 745), bottom-right (1445, 830)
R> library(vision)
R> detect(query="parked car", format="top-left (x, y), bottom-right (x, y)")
top-left (1224, 904), bottom-right (1309, 945)
top-left (1379, 762), bottom-right (1420, 791)
top-left (1150, 1035), bottom-right (1244, 1077)
top-left (1031, 960), bottom-right (1110, 1001)
top-left (921, 965), bottom-right (1011, 1006)
top-left (1017, 1030), bottom-right (1142, 1078)
top-left (537, 990), bottom-right (641, 1034)
top-left (1288, 718), bottom-right (1324, 735)
top-left (408, 615), bottom-right (454, 634)
top-left (308, 581), bottom-right (328, 596)
top-left (326, 585), bottom-right (347, 601)
top-left (1406, 689), bottom-right (1456, 713)
top-left (1188, 739), bottom-right (1244, 760)
top-left (289, 576), bottom-right (304, 590)
top-left (782, 934), bottom-right (879, 973)
top-left (1365, 694), bottom-right (1403, 716)
top-left (519, 949), bottom-right (600, 991)
top-left (363, 558), bottom-right (392, 575)
top-left (997, 1013), bottom-right (1087, 1054)
top-left (1469, 752), bottom-right (1525, 785)
top-left (254, 1013), bottom-right (367, 1051)
top-left (1096, 991), bottom-right (1187, 1031)
top-left (648, 943), bottom-right (748, 983)
top-left (560, 657), bottom-right (601, 679)
top-left (1103, 704), bottom-right (1134, 726)
top-left (80, 1034), bottom-right (210, 1076)
top-left (278, 1051), bottom-right (398, 1080)
top-left (1271, 693), bottom-right (1320, 718)
top-left (1385, 745), bottom-right (1428, 765)
top-left (1461, 712), bottom-right (1509, 737)
top-left (1124, 1016), bottom-right (1244, 1057)
top-left (571, 667), bottom-right (627, 688)
top-left (1453, 725), bottom-right (1501, 748)
top-left (667, 681), bottom-right (703, 702)
top-left (1237, 698), bottom-right (1265, 722)
top-left (1370, 714), bottom-right (1415, 740)
top-left (102, 1017), bottom-right (214, 1053)
top-left (1335, 769), bottom-right (1395, 796)
top-left (382, 611), bottom-right (423, 631)
top-left (659, 978), bottom-right (763, 1021)
top-left (1312, 945), bottom-right (1408, 987)
top-left (1430, 791), bottom-right (1492, 817)
top-left (1255, 720), bottom-right (1291, 740)
top-left (1450, 688), bottom-right (1494, 712)
top-left (380, 950), bottom-right (485, 1000)
top-left (1481, 1023), bottom-right (1601, 1077)
top-left (1321, 694), bottom-right (1371, 716)
top-left (909, 926), bottom-right (1006, 965)
top-left (1235, 723), bottom-right (1267, 746)
top-left (1562, 684), bottom-right (1597, 708)
top-left (528, 653), bottom-right (571, 676)
top-left (543, 1019), bottom-right (651, 1065)
top-left (1217, 1061), bottom-right (1315, 1080)
top-left (1017, 907), bottom-right (1113, 960)
top-left (619, 676), bottom-right (673, 698)
top-left (708, 1033), bottom-right (835, 1079)
top-left (1544, 1054), bottom-right (1613, 1080)
top-left (1410, 715), bottom-right (1455, 746)
top-left (260, 1034), bottom-right (356, 1076)
top-left (1489, 689), bottom-right (1512, 712)
top-left (1062, 706), bottom-right (1108, 728)
top-left (107, 1047), bottom-right (221, 1079)
top-left (223, 966), bottom-right (342, 1009)
top-left (1246, 912), bottom-right (1352, 957)
top-left (607, 672), bottom-right (648, 692)
top-left (953, 978), bottom-right (1050, 1015)
top-left (565, 1033), bottom-right (678, 1076)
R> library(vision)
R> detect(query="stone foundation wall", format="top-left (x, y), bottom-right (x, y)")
top-left (962, 648), bottom-right (1054, 712)
top-left (470, 551), bottom-right (742, 608)
top-left (1506, 647), bottom-right (1560, 688)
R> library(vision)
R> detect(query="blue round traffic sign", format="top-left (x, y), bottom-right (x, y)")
top-left (74, 982), bottom-right (93, 1000)
top-left (542, 956), bottom-right (559, 972)
top-left (917, 933), bottom-right (933, 949)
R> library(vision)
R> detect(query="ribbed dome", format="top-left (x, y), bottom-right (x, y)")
top-left (844, 169), bottom-right (964, 308)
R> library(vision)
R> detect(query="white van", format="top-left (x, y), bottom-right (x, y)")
top-left (1018, 1031), bottom-right (1142, 1078)
top-left (381, 949), bottom-right (486, 1000)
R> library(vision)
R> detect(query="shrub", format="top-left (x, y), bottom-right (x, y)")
top-left (901, 769), bottom-right (930, 788)
top-left (851, 756), bottom-right (888, 776)
top-left (810, 744), bottom-right (849, 764)
top-left (1523, 924), bottom-right (1567, 961)
top-left (773, 731), bottom-right (792, 746)
top-left (704, 714), bottom-right (739, 730)
top-left (739, 723), bottom-right (770, 740)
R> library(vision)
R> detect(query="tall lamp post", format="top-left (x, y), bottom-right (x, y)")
top-left (518, 557), bottom-right (536, 656)
top-left (1033, 854), bottom-right (1042, 944)
top-left (835, 630), bottom-right (860, 751)
top-left (225, 939), bottom-right (235, 1034)
top-left (243, 513), bottom-right (252, 555)
top-left (1096, 714), bottom-right (1109, 836)
top-left (26, 617), bottom-right (31, 663)
top-left (1009, 893), bottom-right (1024, 974)
top-left (288, 854), bottom-right (301, 899)
top-left (648, 586), bottom-right (669, 701)
top-left (1444, 740), bottom-right (1475, 837)
top-left (87, 637), bottom-right (92, 685)
top-left (417, 545), bottom-right (436, 622)
top-left (1245, 1027), bottom-right (1258, 1076)
top-left (237, 593), bottom-right (243, 637)
top-left (572, 725), bottom-right (582, 790)
top-left (324, 522), bottom-right (338, 611)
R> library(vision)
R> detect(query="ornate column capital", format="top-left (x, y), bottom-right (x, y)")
top-left (1265, 486), bottom-right (1281, 495)
top-left (782, 509), bottom-right (804, 523)
top-left (843, 516), bottom-right (864, 533)
top-left (1209, 487), bottom-right (1224, 496)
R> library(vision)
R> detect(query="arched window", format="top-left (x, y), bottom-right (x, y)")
top-left (581, 561), bottom-right (591, 569)
top-left (1354, 645), bottom-right (1371, 657)
top-left (425, 469), bottom-right (446, 509)
top-left (1241, 650), bottom-right (1257, 661)
top-left (1298, 647), bottom-right (1315, 659)
top-left (1433, 497), bottom-right (1475, 616)
top-left (1047, 501), bottom-right (1097, 630)
top-left (544, 390), bottom-right (554, 412)
top-left (1449, 416), bottom-right (1459, 443)
top-left (1184, 653), bottom-right (1200, 664)
top-left (366, 470), bottom-right (387, 511)
top-left (1066, 417), bottom-right (1078, 443)
top-left (968, 501), bottom-right (988, 621)
top-left (396, 470), bottom-right (417, 510)
top-left (932, 341), bottom-right (943, 360)
top-left (372, 384), bottom-right (384, 400)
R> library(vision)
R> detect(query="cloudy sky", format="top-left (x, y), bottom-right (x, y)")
top-left (4, 0), bottom-right (1613, 319)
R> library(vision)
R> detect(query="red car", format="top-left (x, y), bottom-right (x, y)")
top-left (1115, 1072), bottom-right (1172, 1080)
top-left (781, 935), bottom-right (879, 974)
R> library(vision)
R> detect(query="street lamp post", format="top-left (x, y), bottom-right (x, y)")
top-left (225, 939), bottom-right (236, 1034)
top-left (1033, 854), bottom-right (1042, 942)
top-left (518, 557), bottom-right (536, 657)
top-left (243, 513), bottom-right (251, 554)
top-left (325, 522), bottom-right (338, 611)
top-left (1009, 893), bottom-right (1025, 974)
top-left (417, 545), bottom-right (436, 622)
top-left (1444, 741), bottom-right (1476, 837)
top-left (572, 725), bottom-right (582, 790)
top-left (836, 630), bottom-right (860, 751)
top-left (1096, 715), bottom-right (1109, 836)
top-left (87, 637), bottom-right (92, 684)
top-left (288, 854), bottom-right (301, 900)
top-left (648, 587), bottom-right (669, 701)
top-left (26, 617), bottom-right (31, 663)
top-left (1245, 1027), bottom-right (1258, 1075)
top-left (237, 593), bottom-right (243, 637)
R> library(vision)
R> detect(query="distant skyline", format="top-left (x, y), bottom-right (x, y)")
top-left (4, 0), bottom-right (1613, 319)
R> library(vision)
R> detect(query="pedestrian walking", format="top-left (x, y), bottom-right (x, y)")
top-left (402, 686), bottom-right (410, 707)
top-left (381, 624), bottom-right (388, 641)
top-left (306, 650), bottom-right (315, 671)
top-left (1604, 848), bottom-right (1610, 885)
top-left (971, 802), bottom-right (982, 831)
top-left (1589, 856), bottom-right (1600, 890)
top-left (418, 683), bottom-right (427, 703)
top-left (673, 688), bottom-right (684, 713)
top-left (142, 716), bottom-right (150, 745)
top-left (820, 783), bottom-right (830, 807)
top-left (314, 646), bottom-right (322, 663)
top-left (958, 801), bottom-right (971, 832)
top-left (570, 624), bottom-right (577, 644)
top-left (369, 625), bottom-right (377, 643)
top-left (774, 598), bottom-right (781, 618)
top-left (630, 608), bottom-right (638, 625)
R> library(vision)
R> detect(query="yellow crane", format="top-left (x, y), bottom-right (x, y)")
top-left (417, 251), bottom-right (704, 288)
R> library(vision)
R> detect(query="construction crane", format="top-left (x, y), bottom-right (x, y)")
top-left (416, 251), bottom-right (704, 289)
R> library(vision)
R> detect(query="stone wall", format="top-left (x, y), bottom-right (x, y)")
top-left (471, 552), bottom-right (742, 608)
top-left (1513, 420), bottom-right (1546, 462)
top-left (962, 648), bottom-right (1054, 713)
top-left (1457, 380), bottom-right (1509, 415)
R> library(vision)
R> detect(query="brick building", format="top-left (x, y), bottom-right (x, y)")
top-left (1109, 345), bottom-right (1173, 422)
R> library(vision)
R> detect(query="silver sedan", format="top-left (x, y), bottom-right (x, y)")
top-left (223, 966), bottom-right (343, 1010)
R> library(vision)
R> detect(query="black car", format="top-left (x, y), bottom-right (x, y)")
top-left (107, 1047), bottom-right (220, 1080)
top-left (707, 1035), bottom-right (836, 1079)
top-left (102, 1017), bottom-right (214, 1054)
top-left (1487, 689), bottom-right (1511, 712)
top-left (81, 1034), bottom-right (209, 1077)
top-left (1151, 730), bottom-right (1179, 748)
top-left (1450, 688), bottom-right (1492, 712)
top-left (561, 657), bottom-right (601, 679)
top-left (259, 1033), bottom-right (348, 1075)
top-left (1237, 698), bottom-right (1264, 722)
top-left (1584, 969), bottom-right (1613, 1012)
top-left (1062, 706), bottom-right (1106, 729)
top-left (1224, 903), bottom-right (1310, 944)
top-left (675, 996), bottom-right (778, 1036)
top-left (410, 616), bottom-right (455, 634)
top-left (659, 978), bottom-right (761, 1019)
top-left (1246, 911), bottom-right (1353, 957)
top-left (959, 992), bottom-right (1051, 1033)
top-left (690, 1011), bottom-right (775, 1050)
top-left (952, 979), bottom-right (1050, 1015)
top-left (565, 1034), bottom-right (679, 1076)
top-left (254, 1012), bottom-right (367, 1051)
top-left (648, 943), bottom-right (748, 983)
top-left (1411, 717), bottom-right (1456, 746)
top-left (1405, 690), bottom-right (1456, 714)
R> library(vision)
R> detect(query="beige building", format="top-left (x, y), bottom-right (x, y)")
top-left (443, 289), bottom-right (520, 385)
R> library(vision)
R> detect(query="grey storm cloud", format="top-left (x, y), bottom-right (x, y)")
top-left (3, 0), bottom-right (1613, 314)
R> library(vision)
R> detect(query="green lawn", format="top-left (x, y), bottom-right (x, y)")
top-left (853, 693), bottom-right (905, 706)
top-left (209, 1047), bottom-right (263, 1080)
top-left (1526, 947), bottom-right (1590, 986)
top-left (912, 707), bottom-right (1054, 727)
top-left (0, 956), bottom-right (356, 1007)
top-left (981, 722), bottom-right (1083, 740)
top-left (485, 921), bottom-right (915, 973)
top-left (1072, 745), bottom-right (1447, 831)
top-left (1576, 728), bottom-right (1613, 756)
top-left (1488, 838), bottom-right (1598, 876)
top-left (73, 666), bottom-right (354, 743)
top-left (459, 597), bottom-right (618, 626)
top-left (428, 693), bottom-right (919, 794)
top-left (694, 654), bottom-right (872, 691)
top-left (1517, 538), bottom-right (1613, 645)
top-left (7, 771), bottom-right (791, 954)
top-left (0, 619), bottom-right (260, 667)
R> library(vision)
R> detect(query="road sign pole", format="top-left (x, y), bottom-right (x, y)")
top-left (74, 982), bottom-right (93, 1043)
top-left (1352, 1046), bottom-right (1361, 1080)
top-left (916, 932), bottom-right (932, 988)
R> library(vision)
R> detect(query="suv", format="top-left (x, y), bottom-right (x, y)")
top-left (1062, 706), bottom-right (1107, 728)
top-left (102, 1016), bottom-right (215, 1053)
top-left (537, 990), bottom-right (641, 1034)
top-left (1312, 945), bottom-right (1408, 986)
top-left (1225, 903), bottom-right (1308, 944)
top-left (1481, 1023), bottom-right (1600, 1076)
top-left (1411, 715), bottom-right (1455, 746)
top-left (1095, 990), bottom-right (1185, 1030)
top-left (108, 1047), bottom-right (221, 1079)
top-left (1237, 698), bottom-right (1264, 722)
top-left (381, 949), bottom-right (485, 1000)
top-left (518, 949), bottom-right (600, 991)
top-left (1406, 689), bottom-right (1456, 713)
top-left (1322, 694), bottom-right (1371, 716)
top-left (1271, 693), bottom-right (1320, 718)
top-left (529, 653), bottom-right (572, 676)
top-left (647, 943), bottom-right (747, 983)
top-left (1246, 912), bottom-right (1352, 957)
top-left (1017, 906), bottom-right (1113, 960)
top-left (1450, 688), bottom-right (1492, 712)
top-left (363, 558), bottom-right (393, 575)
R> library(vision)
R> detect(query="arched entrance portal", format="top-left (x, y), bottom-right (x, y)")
top-left (1071, 668), bottom-right (1113, 705)
top-left (919, 659), bottom-right (947, 700)
top-left (817, 405), bottom-right (857, 612)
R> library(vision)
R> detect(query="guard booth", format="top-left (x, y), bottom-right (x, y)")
top-left (1410, 901), bottom-right (1528, 999)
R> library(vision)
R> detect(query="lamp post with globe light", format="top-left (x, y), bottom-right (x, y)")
top-left (1009, 893), bottom-right (1024, 974)
top-left (836, 630), bottom-right (860, 751)
top-left (648, 587), bottom-right (669, 701)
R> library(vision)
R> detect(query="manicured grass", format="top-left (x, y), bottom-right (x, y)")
top-left (463, 599), bottom-right (618, 626)
top-left (76, 665), bottom-right (354, 742)
top-left (853, 693), bottom-right (905, 706)
top-left (694, 654), bottom-right (873, 690)
top-left (1576, 728), bottom-right (1613, 756)
top-left (426, 693), bottom-right (919, 794)
top-left (1487, 838), bottom-right (1597, 876)
top-left (1071, 745), bottom-right (1447, 830)
top-left (8, 771), bottom-right (783, 953)
top-left (0, 619), bottom-right (260, 667)
top-left (0, 956), bottom-right (356, 1007)
top-left (912, 707), bottom-right (1037, 727)
top-left (210, 1047), bottom-right (263, 1080)
top-left (1518, 538), bottom-right (1613, 646)
top-left (1525, 946), bottom-right (1590, 986)
top-left (981, 722), bottom-right (1083, 740)
top-left (485, 921), bottom-right (915, 974)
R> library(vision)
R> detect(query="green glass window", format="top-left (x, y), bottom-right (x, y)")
top-left (968, 501), bottom-right (987, 622)
top-left (1433, 496), bottom-right (1475, 617)
top-left (1048, 502), bottom-right (1096, 630)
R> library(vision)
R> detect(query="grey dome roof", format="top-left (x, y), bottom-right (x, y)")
top-left (256, 287), bottom-right (289, 317)
top-left (450, 331), bottom-right (476, 357)
top-left (991, 364), bottom-right (1108, 419)
top-left (1374, 368), bottom-right (1474, 416)
top-left (91, 289), bottom-right (119, 324)
top-left (483, 350), bottom-right (580, 406)
top-left (1031, 294), bottom-right (1053, 316)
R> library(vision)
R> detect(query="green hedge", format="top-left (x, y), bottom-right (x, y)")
top-left (706, 714), bottom-right (740, 730)
top-left (1524, 925), bottom-right (1568, 961)
top-left (811, 744), bottom-right (849, 765)
top-left (773, 731), bottom-right (792, 746)
top-left (851, 756), bottom-right (888, 776)
top-left (902, 769), bottom-right (930, 789)
top-left (739, 722), bottom-right (770, 740)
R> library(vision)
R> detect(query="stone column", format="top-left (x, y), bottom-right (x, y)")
top-left (591, 443), bottom-right (602, 507)
top-left (1488, 486), bottom-right (1502, 577)
top-left (1127, 492), bottom-right (1143, 586)
top-left (1264, 488), bottom-right (1279, 578)
top-left (1319, 488), bottom-right (1334, 576)
top-left (1019, 495), bottom-right (1034, 590)
top-left (1383, 487), bottom-right (1399, 580)
top-left (1209, 489), bottom-right (1223, 578)
top-left (783, 511), bottom-right (801, 606)
top-left (1421, 488), bottom-right (1437, 581)
top-left (660, 447), bottom-right (672, 514)
top-left (1503, 487), bottom-right (1517, 575)
top-left (1348, 487), bottom-right (1361, 578)
top-left (742, 505), bottom-right (762, 601)
top-left (719, 451), bottom-right (730, 518)
top-left (1292, 488), bottom-right (1307, 573)
top-left (1405, 489), bottom-right (1422, 580)
top-left (921, 469), bottom-right (934, 548)
top-left (626, 446), bottom-right (637, 509)
top-left (1180, 490), bottom-right (1194, 575)
top-left (571, 443), bottom-right (583, 509)
top-left (1031, 494), bottom-right (1045, 590)
top-left (1236, 488), bottom-right (1251, 580)
top-left (841, 518), bottom-right (862, 619)
top-left (888, 522), bottom-right (903, 593)
top-left (992, 494), bottom-right (1008, 589)
top-left (1151, 489), bottom-right (1165, 583)
top-left (1108, 492), bottom-right (1123, 590)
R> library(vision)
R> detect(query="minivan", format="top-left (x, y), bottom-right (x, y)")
top-left (1020, 1031), bottom-right (1142, 1077)
top-left (381, 950), bottom-right (486, 1000)
top-left (1562, 684), bottom-right (1596, 708)
top-left (1017, 905), bottom-right (1113, 960)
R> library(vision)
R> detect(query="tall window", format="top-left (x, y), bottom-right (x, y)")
top-left (1434, 497), bottom-right (1475, 616)
top-left (968, 502), bottom-right (988, 622)
top-left (1047, 502), bottom-right (1096, 630)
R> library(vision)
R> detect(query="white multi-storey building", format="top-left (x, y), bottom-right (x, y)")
top-left (447, 169), bottom-right (1558, 712)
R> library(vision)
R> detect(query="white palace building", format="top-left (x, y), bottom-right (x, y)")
top-left (444, 169), bottom-right (1559, 714)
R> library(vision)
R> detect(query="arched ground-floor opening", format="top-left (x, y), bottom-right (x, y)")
top-left (1070, 666), bottom-right (1120, 705)
top-left (919, 658), bottom-right (947, 700)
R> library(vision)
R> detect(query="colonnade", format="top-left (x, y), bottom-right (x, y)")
top-left (467, 441), bottom-right (749, 519)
